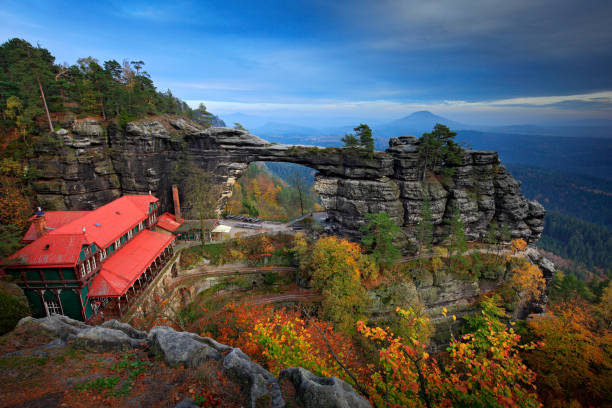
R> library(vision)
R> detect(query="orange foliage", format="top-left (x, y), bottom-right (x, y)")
top-left (509, 260), bottom-right (546, 302)
top-left (197, 303), bottom-right (367, 384)
top-left (0, 178), bottom-right (31, 230)
top-left (525, 301), bottom-right (612, 408)
top-left (511, 238), bottom-right (528, 253)
top-left (358, 308), bottom-right (541, 408)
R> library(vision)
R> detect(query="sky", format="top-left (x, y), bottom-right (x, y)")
top-left (1, 0), bottom-right (612, 126)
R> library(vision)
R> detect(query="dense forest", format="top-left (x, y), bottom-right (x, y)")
top-left (506, 164), bottom-right (612, 228)
top-left (225, 162), bottom-right (320, 220)
top-left (0, 38), bottom-right (220, 153)
top-left (538, 211), bottom-right (612, 273)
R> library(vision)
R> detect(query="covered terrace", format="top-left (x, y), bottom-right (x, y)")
top-left (87, 229), bottom-right (175, 321)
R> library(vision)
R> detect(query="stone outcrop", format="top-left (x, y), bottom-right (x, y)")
top-left (29, 117), bottom-right (545, 246)
top-left (13, 315), bottom-right (371, 408)
top-left (280, 367), bottom-right (370, 408)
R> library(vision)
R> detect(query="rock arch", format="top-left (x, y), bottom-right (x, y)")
top-left (32, 119), bottom-right (545, 247)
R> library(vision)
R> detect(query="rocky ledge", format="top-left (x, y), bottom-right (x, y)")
top-left (9, 315), bottom-right (370, 408)
top-left (29, 117), bottom-right (545, 247)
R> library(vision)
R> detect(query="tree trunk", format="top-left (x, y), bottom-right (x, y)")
top-left (37, 73), bottom-right (53, 132)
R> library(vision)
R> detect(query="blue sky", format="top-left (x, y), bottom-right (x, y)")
top-left (1, 0), bottom-right (612, 126)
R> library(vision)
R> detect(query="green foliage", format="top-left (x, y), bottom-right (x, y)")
top-left (233, 122), bottom-right (246, 131)
top-left (416, 198), bottom-right (434, 252)
top-left (463, 295), bottom-right (508, 349)
top-left (538, 211), bottom-right (612, 273)
top-left (341, 133), bottom-right (359, 148)
top-left (354, 123), bottom-right (374, 153)
top-left (360, 212), bottom-right (401, 270)
top-left (446, 212), bottom-right (468, 271)
top-left (0, 38), bottom-right (193, 142)
top-left (307, 236), bottom-right (373, 334)
top-left (0, 285), bottom-right (30, 335)
top-left (417, 123), bottom-right (462, 179)
top-left (506, 164), bottom-right (612, 229)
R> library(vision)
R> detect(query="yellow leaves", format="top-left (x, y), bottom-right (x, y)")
top-left (511, 238), bottom-right (528, 253)
top-left (509, 259), bottom-right (546, 301)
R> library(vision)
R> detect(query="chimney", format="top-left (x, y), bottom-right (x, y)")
top-left (172, 185), bottom-right (182, 221)
top-left (34, 212), bottom-right (47, 239)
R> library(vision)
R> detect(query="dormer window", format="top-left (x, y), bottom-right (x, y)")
top-left (80, 263), bottom-right (86, 278)
top-left (115, 239), bottom-right (120, 249)
top-left (91, 256), bottom-right (96, 270)
top-left (86, 260), bottom-right (91, 274)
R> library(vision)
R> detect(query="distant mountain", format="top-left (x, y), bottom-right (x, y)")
top-left (219, 112), bottom-right (270, 129)
top-left (373, 111), bottom-right (468, 140)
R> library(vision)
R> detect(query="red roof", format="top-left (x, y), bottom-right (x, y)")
top-left (7, 234), bottom-right (88, 267)
top-left (5, 195), bottom-right (158, 268)
top-left (51, 195), bottom-right (158, 249)
top-left (22, 211), bottom-right (90, 243)
top-left (88, 230), bottom-right (174, 298)
top-left (156, 212), bottom-right (183, 233)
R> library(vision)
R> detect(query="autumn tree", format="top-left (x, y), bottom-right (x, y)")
top-left (360, 212), bottom-right (401, 271)
top-left (598, 280), bottom-right (612, 328)
top-left (307, 236), bottom-right (375, 333)
top-left (508, 259), bottom-right (546, 310)
top-left (525, 301), bottom-right (612, 407)
top-left (358, 306), bottom-right (541, 408)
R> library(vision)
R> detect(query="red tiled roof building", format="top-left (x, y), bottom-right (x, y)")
top-left (3, 195), bottom-right (175, 321)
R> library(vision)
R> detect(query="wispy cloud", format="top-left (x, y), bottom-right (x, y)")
top-left (442, 91), bottom-right (612, 108)
top-left (187, 90), bottom-right (612, 125)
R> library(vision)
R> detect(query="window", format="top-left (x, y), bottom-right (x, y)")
top-left (91, 257), bottom-right (96, 270)
top-left (115, 239), bottom-right (120, 249)
top-left (128, 229), bottom-right (133, 239)
top-left (86, 260), bottom-right (91, 274)
top-left (139, 221), bottom-right (143, 230)
top-left (80, 264), bottom-right (86, 278)
top-left (100, 248), bottom-right (106, 260)
top-left (91, 244), bottom-right (97, 254)
top-left (44, 299), bottom-right (62, 315)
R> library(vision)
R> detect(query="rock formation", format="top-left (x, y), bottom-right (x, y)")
top-left (29, 117), bottom-right (545, 247)
top-left (12, 315), bottom-right (370, 408)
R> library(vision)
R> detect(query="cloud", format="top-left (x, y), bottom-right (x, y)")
top-left (340, 0), bottom-right (612, 59)
top-left (442, 91), bottom-right (612, 108)
top-left (187, 90), bottom-right (612, 125)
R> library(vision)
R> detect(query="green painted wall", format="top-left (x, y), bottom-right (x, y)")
top-left (81, 286), bottom-right (93, 319)
top-left (46, 268), bottom-right (61, 280)
top-left (26, 269), bottom-right (41, 281)
top-left (63, 268), bottom-right (77, 280)
top-left (60, 290), bottom-right (82, 320)
top-left (25, 290), bottom-right (45, 318)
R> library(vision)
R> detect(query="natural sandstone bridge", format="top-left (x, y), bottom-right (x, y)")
top-left (175, 126), bottom-right (545, 243)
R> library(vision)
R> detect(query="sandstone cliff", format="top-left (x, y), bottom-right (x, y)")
top-left (28, 117), bottom-right (545, 247)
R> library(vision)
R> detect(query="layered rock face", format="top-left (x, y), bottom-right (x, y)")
top-left (29, 118), bottom-right (544, 246)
